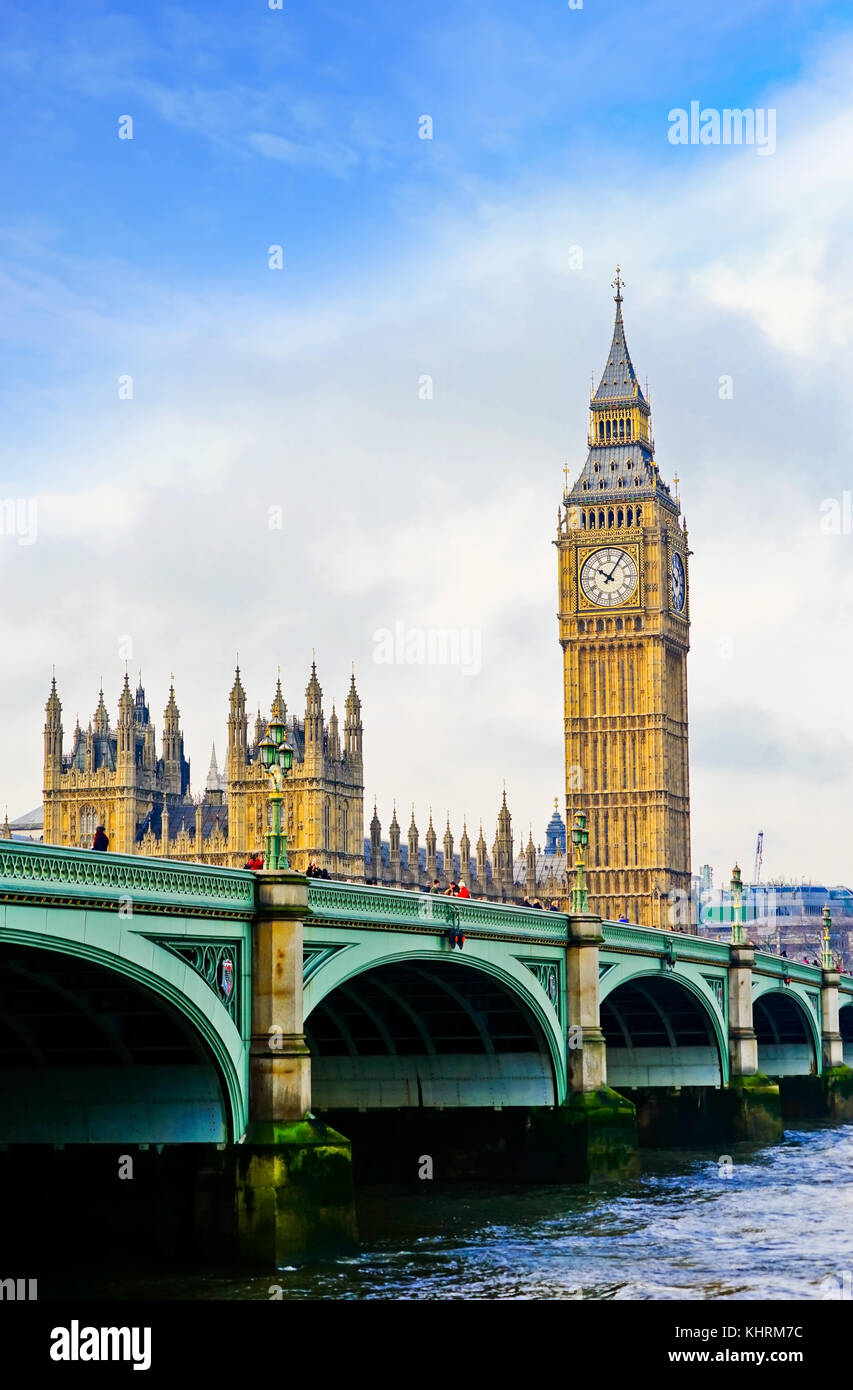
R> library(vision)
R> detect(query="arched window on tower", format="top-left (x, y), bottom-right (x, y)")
top-left (323, 799), bottom-right (331, 850)
top-left (617, 507), bottom-right (623, 526)
top-left (636, 505), bottom-right (643, 526)
top-left (606, 420), bottom-right (611, 440)
top-left (626, 419), bottom-right (632, 439)
top-left (599, 421), bottom-right (604, 439)
top-left (619, 418), bottom-right (625, 439)
top-left (598, 509), bottom-right (605, 527)
top-left (627, 507), bottom-right (633, 526)
top-left (80, 805), bottom-right (98, 845)
top-left (607, 508), bottom-right (614, 527)
top-left (340, 802), bottom-right (348, 853)
top-left (588, 511), bottom-right (595, 529)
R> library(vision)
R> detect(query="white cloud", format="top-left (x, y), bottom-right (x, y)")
top-left (4, 36), bottom-right (853, 882)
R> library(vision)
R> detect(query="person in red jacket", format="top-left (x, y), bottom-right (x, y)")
top-left (457, 881), bottom-right (470, 898)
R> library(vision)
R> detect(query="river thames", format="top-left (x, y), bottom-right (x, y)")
top-left (50, 1121), bottom-right (852, 1301)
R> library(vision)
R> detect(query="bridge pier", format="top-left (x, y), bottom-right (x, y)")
top-left (196, 871), bottom-right (357, 1267)
top-left (723, 941), bottom-right (783, 1143)
top-left (781, 967), bottom-right (853, 1123)
top-left (819, 966), bottom-right (853, 1120)
top-left (527, 913), bottom-right (639, 1182)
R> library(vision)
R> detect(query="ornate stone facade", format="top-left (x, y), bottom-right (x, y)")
top-left (555, 272), bottom-right (691, 927)
top-left (41, 663), bottom-right (364, 873)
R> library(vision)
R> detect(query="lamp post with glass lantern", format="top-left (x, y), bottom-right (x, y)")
top-left (822, 904), bottom-right (833, 971)
top-left (730, 863), bottom-right (745, 946)
top-left (571, 811), bottom-right (590, 914)
top-left (257, 714), bottom-right (294, 871)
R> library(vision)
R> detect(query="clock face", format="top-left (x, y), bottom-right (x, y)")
top-left (670, 551), bottom-right (686, 612)
top-left (580, 547), bottom-right (638, 607)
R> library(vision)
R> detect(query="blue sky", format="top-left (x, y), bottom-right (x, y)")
top-left (2, 0), bottom-right (853, 884)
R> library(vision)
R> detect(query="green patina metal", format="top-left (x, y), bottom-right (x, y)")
top-left (0, 838), bottom-right (254, 917)
top-left (0, 841), bottom-right (253, 1139)
top-left (3, 841), bottom-right (853, 1137)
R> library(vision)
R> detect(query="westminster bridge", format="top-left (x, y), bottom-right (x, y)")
top-left (2, 839), bottom-right (853, 1264)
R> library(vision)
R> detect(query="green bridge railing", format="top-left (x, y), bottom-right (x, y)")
top-left (0, 841), bottom-right (847, 988)
top-left (306, 879), bottom-right (569, 941)
top-left (0, 839), bottom-right (254, 918)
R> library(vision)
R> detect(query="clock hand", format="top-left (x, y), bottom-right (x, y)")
top-left (605, 559), bottom-right (621, 579)
top-left (597, 569), bottom-right (615, 583)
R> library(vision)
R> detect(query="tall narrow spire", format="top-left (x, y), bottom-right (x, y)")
top-left (227, 664), bottom-right (248, 766)
top-left (271, 672), bottom-right (286, 723)
top-left (93, 685), bottom-right (109, 735)
top-left (305, 660), bottom-right (323, 746)
top-left (564, 270), bottom-right (673, 504)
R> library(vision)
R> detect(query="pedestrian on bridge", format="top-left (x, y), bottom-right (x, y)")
top-left (92, 826), bottom-right (109, 852)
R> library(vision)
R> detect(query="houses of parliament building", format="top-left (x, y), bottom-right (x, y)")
top-left (38, 663), bottom-right (367, 879)
top-left (9, 272), bottom-right (692, 923)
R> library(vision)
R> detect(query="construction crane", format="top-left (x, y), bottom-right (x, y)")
top-left (753, 830), bottom-right (764, 886)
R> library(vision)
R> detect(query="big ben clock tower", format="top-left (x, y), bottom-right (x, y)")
top-left (556, 270), bottom-right (691, 929)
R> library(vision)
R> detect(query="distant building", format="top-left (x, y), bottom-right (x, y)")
top-left (698, 880), bottom-right (853, 966)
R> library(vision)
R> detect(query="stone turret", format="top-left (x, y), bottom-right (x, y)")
top-left (426, 811), bottom-right (437, 884)
top-left (116, 675), bottom-right (135, 772)
top-left (526, 828), bottom-right (537, 898)
top-left (459, 820), bottom-right (471, 886)
top-left (443, 816), bottom-right (454, 886)
top-left (408, 808), bottom-right (419, 886)
top-left (304, 662), bottom-right (323, 748)
top-left (493, 789), bottom-right (514, 900)
top-left (227, 666), bottom-right (247, 773)
top-left (369, 801), bottom-right (382, 882)
top-left (93, 686), bottom-right (109, 736)
top-left (389, 804), bottom-right (401, 885)
top-left (328, 704), bottom-right (341, 762)
top-left (271, 673), bottom-right (287, 724)
top-left (43, 676), bottom-right (63, 790)
top-left (476, 821), bottom-right (489, 889)
top-left (344, 672), bottom-right (363, 765)
top-left (161, 682), bottom-right (181, 792)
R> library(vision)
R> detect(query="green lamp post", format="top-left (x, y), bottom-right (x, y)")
top-left (570, 811), bottom-right (590, 914)
top-left (257, 714), bottom-right (294, 871)
top-left (730, 863), bottom-right (745, 946)
top-left (822, 904), bottom-right (833, 971)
